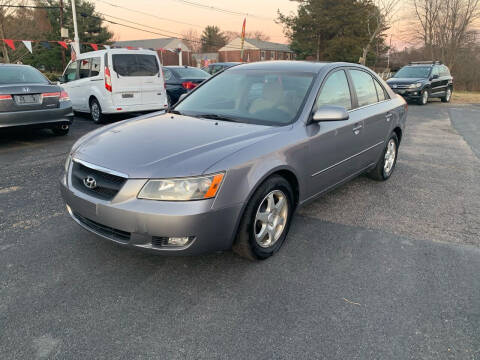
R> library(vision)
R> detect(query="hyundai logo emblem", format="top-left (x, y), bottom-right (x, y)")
top-left (83, 176), bottom-right (97, 189)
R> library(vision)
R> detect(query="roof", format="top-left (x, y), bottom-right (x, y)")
top-left (228, 60), bottom-right (330, 73)
top-left (114, 38), bottom-right (191, 52)
top-left (218, 37), bottom-right (292, 52)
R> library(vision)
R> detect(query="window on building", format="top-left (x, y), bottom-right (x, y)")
top-left (261, 51), bottom-right (266, 61)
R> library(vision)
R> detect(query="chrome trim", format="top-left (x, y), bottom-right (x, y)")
top-left (72, 158), bottom-right (129, 179)
top-left (311, 140), bottom-right (384, 177)
top-left (348, 99), bottom-right (390, 113)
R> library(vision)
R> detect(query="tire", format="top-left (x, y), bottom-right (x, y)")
top-left (418, 89), bottom-right (429, 105)
top-left (368, 133), bottom-right (399, 181)
top-left (89, 98), bottom-right (104, 124)
top-left (441, 87), bottom-right (452, 103)
top-left (51, 123), bottom-right (70, 136)
top-left (232, 175), bottom-right (294, 260)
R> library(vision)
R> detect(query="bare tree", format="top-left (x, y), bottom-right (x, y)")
top-left (224, 30), bottom-right (270, 42)
top-left (182, 28), bottom-right (201, 53)
top-left (359, 0), bottom-right (400, 65)
top-left (413, 0), bottom-right (443, 59)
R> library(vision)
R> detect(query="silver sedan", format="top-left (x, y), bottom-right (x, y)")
top-left (60, 61), bottom-right (407, 260)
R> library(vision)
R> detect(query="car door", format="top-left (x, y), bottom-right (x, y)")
top-left (74, 58), bottom-right (92, 110)
top-left (348, 69), bottom-right (393, 167)
top-left (60, 61), bottom-right (79, 110)
top-left (305, 69), bottom-right (365, 198)
top-left (430, 66), bottom-right (443, 95)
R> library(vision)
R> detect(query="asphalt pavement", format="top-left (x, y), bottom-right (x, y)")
top-left (1, 104), bottom-right (479, 359)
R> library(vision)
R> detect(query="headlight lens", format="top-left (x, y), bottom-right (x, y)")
top-left (409, 82), bottom-right (422, 88)
top-left (138, 173), bottom-right (224, 201)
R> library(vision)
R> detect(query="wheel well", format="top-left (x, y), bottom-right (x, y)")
top-left (272, 170), bottom-right (300, 207)
top-left (393, 127), bottom-right (402, 145)
top-left (89, 95), bottom-right (97, 106)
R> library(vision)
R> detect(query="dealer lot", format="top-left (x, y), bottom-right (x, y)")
top-left (1, 104), bottom-right (479, 359)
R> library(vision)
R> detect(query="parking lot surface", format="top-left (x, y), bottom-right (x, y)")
top-left (1, 105), bottom-right (479, 359)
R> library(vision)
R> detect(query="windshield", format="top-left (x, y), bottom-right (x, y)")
top-left (0, 66), bottom-right (48, 84)
top-left (172, 67), bottom-right (210, 79)
top-left (393, 66), bottom-right (431, 79)
top-left (174, 70), bottom-right (315, 126)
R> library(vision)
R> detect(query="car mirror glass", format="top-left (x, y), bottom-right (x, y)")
top-left (431, 74), bottom-right (439, 80)
top-left (312, 105), bottom-right (349, 122)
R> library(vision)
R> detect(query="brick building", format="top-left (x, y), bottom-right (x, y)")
top-left (114, 38), bottom-right (193, 66)
top-left (218, 38), bottom-right (294, 63)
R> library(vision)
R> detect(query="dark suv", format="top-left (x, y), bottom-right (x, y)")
top-left (386, 61), bottom-right (453, 105)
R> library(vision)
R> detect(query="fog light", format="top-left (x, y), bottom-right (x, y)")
top-left (152, 236), bottom-right (194, 248)
top-left (413, 92), bottom-right (418, 95)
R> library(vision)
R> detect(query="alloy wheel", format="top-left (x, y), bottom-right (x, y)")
top-left (384, 139), bottom-right (396, 175)
top-left (254, 190), bottom-right (288, 248)
top-left (91, 102), bottom-right (100, 122)
top-left (422, 90), bottom-right (428, 104)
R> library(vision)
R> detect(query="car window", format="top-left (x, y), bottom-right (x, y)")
top-left (0, 66), bottom-right (49, 84)
top-left (171, 67), bottom-right (210, 79)
top-left (431, 66), bottom-right (439, 77)
top-left (315, 70), bottom-right (352, 110)
top-left (112, 54), bottom-right (159, 76)
top-left (64, 61), bottom-right (78, 82)
top-left (440, 65), bottom-right (450, 77)
top-left (163, 68), bottom-right (173, 81)
top-left (350, 69), bottom-right (379, 107)
top-left (90, 57), bottom-right (101, 77)
top-left (79, 58), bottom-right (91, 79)
top-left (374, 79), bottom-right (387, 102)
top-left (393, 66), bottom-right (431, 79)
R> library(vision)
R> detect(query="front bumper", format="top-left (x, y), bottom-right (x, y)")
top-left (0, 106), bottom-right (74, 128)
top-left (392, 88), bottom-right (423, 99)
top-left (60, 179), bottom-right (243, 255)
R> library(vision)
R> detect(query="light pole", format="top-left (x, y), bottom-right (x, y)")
top-left (71, 0), bottom-right (80, 54)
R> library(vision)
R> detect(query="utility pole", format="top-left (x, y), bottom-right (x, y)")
top-left (71, 0), bottom-right (81, 54)
top-left (60, 0), bottom-right (66, 68)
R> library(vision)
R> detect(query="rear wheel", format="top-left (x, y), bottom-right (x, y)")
top-left (89, 98), bottom-right (104, 124)
top-left (418, 89), bottom-right (429, 105)
top-left (233, 175), bottom-right (294, 260)
top-left (51, 123), bottom-right (70, 136)
top-left (368, 133), bottom-right (399, 181)
top-left (441, 87), bottom-right (452, 103)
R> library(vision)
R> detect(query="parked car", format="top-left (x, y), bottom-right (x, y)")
top-left (202, 62), bottom-right (241, 75)
top-left (0, 64), bottom-right (73, 135)
top-left (386, 61), bottom-right (453, 105)
top-left (163, 66), bottom-right (210, 105)
top-left (61, 61), bottom-right (407, 260)
top-left (59, 49), bottom-right (168, 123)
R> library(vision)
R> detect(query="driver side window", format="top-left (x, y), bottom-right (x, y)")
top-left (64, 61), bottom-right (78, 82)
top-left (316, 70), bottom-right (352, 110)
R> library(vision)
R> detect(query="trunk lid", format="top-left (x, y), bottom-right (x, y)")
top-left (0, 84), bottom-right (61, 113)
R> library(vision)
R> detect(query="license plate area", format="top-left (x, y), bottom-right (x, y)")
top-left (122, 93), bottom-right (134, 98)
top-left (14, 94), bottom-right (40, 105)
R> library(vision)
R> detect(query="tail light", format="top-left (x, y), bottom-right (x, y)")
top-left (0, 94), bottom-right (12, 100)
top-left (182, 81), bottom-right (197, 90)
top-left (59, 90), bottom-right (70, 102)
top-left (42, 92), bottom-right (60, 98)
top-left (105, 66), bottom-right (112, 92)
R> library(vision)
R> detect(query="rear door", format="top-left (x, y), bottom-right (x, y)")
top-left (110, 52), bottom-right (165, 107)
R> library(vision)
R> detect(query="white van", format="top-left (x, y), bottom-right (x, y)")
top-left (60, 49), bottom-right (168, 123)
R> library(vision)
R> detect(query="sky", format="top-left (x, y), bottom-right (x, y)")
top-left (95, 0), bottom-right (300, 44)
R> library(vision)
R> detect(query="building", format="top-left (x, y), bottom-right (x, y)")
top-left (114, 38), bottom-right (192, 66)
top-left (218, 38), bottom-right (294, 63)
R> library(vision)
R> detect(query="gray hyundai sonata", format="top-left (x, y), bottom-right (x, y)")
top-left (60, 61), bottom-right (407, 260)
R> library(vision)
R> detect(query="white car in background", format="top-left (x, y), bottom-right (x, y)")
top-left (60, 49), bottom-right (168, 123)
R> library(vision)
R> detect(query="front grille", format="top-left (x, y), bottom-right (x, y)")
top-left (391, 84), bottom-right (410, 89)
top-left (73, 212), bottom-right (130, 242)
top-left (71, 161), bottom-right (126, 200)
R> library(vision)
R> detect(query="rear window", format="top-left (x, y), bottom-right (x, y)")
top-left (0, 66), bottom-right (48, 84)
top-left (112, 54), bottom-right (159, 77)
top-left (171, 67), bottom-right (210, 79)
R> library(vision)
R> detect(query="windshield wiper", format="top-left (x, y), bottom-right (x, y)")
top-left (169, 109), bottom-right (183, 115)
top-left (195, 113), bottom-right (239, 122)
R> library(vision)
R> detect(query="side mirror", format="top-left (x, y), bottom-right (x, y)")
top-left (431, 74), bottom-right (439, 80)
top-left (58, 75), bottom-right (66, 83)
top-left (178, 93), bottom-right (188, 102)
top-left (311, 105), bottom-right (349, 122)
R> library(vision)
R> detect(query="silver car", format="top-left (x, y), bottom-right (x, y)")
top-left (60, 61), bottom-right (407, 260)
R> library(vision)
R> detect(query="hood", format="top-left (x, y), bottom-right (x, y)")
top-left (387, 78), bottom-right (425, 85)
top-left (73, 113), bottom-right (280, 179)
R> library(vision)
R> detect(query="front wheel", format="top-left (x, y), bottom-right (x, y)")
top-left (441, 87), bottom-right (452, 103)
top-left (368, 133), bottom-right (399, 181)
top-left (89, 98), bottom-right (104, 124)
top-left (233, 175), bottom-right (294, 260)
top-left (418, 89), bottom-right (429, 105)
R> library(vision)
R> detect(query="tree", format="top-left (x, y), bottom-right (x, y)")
top-left (182, 28), bottom-right (201, 53)
top-left (278, 0), bottom-right (389, 64)
top-left (224, 30), bottom-right (271, 42)
top-left (200, 25), bottom-right (227, 52)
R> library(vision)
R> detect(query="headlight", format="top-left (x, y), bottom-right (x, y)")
top-left (138, 173), bottom-right (225, 201)
top-left (409, 82), bottom-right (422, 89)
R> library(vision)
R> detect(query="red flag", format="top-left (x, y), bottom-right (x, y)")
top-left (90, 43), bottom-right (98, 51)
top-left (70, 44), bottom-right (77, 61)
top-left (241, 18), bottom-right (246, 40)
top-left (58, 41), bottom-right (68, 49)
top-left (3, 39), bottom-right (15, 51)
top-left (126, 46), bottom-right (135, 50)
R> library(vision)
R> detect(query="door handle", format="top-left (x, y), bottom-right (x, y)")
top-left (386, 113), bottom-right (393, 122)
top-left (352, 124), bottom-right (362, 135)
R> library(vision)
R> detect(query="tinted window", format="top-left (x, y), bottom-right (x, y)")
top-left (90, 57), bottom-right (101, 77)
top-left (79, 58), bottom-right (91, 79)
top-left (64, 61), bottom-right (78, 82)
top-left (112, 54), bottom-right (159, 76)
top-left (163, 68), bottom-right (173, 81)
top-left (374, 79), bottom-right (387, 101)
top-left (440, 65), bottom-right (450, 77)
top-left (394, 66), bottom-right (431, 79)
top-left (316, 70), bottom-right (352, 110)
top-left (175, 70), bottom-right (315, 126)
top-left (431, 66), bottom-right (439, 77)
top-left (171, 67), bottom-right (210, 79)
top-left (0, 66), bottom-right (49, 84)
top-left (350, 70), bottom-right (379, 107)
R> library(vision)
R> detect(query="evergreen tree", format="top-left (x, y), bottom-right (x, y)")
top-left (200, 26), bottom-right (227, 53)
